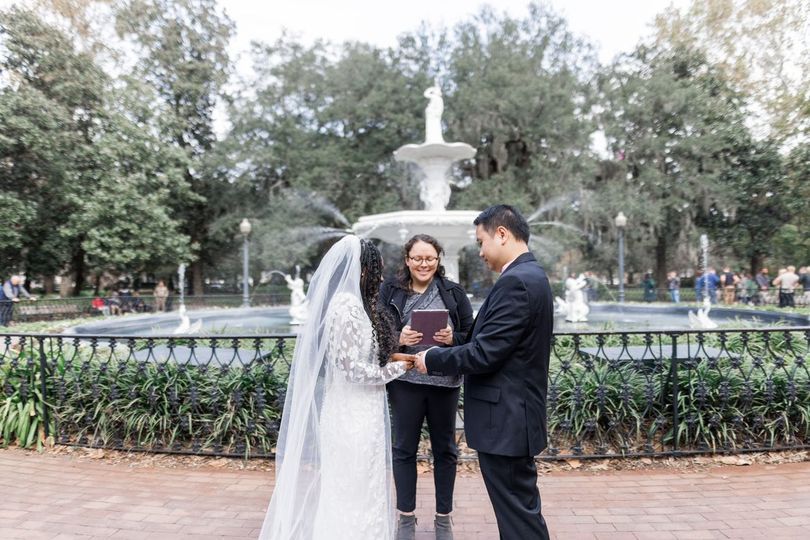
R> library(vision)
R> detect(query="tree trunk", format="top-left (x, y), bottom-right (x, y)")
top-left (655, 235), bottom-right (668, 297)
top-left (71, 247), bottom-right (86, 296)
top-left (59, 273), bottom-right (73, 297)
top-left (43, 275), bottom-right (55, 295)
top-left (750, 254), bottom-right (764, 276)
top-left (191, 260), bottom-right (204, 296)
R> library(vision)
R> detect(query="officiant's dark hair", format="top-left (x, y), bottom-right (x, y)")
top-left (396, 234), bottom-right (446, 291)
top-left (359, 239), bottom-right (397, 366)
top-left (474, 204), bottom-right (530, 243)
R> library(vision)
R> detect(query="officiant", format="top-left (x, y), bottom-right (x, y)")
top-left (380, 234), bottom-right (474, 539)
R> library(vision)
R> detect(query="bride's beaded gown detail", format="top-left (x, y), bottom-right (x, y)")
top-left (311, 292), bottom-right (406, 539)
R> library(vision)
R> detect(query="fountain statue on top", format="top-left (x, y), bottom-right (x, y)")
top-left (353, 83), bottom-right (478, 280)
top-left (555, 273), bottom-right (590, 323)
top-left (393, 83), bottom-right (476, 212)
top-left (285, 265), bottom-right (308, 325)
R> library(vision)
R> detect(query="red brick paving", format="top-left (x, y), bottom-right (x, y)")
top-left (1, 449), bottom-right (809, 539)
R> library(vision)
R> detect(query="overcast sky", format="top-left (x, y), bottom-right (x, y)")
top-left (0, 0), bottom-right (690, 71)
top-left (221, 0), bottom-right (689, 67)
top-left (1, 0), bottom-right (691, 140)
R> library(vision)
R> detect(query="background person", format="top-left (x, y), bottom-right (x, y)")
top-left (754, 268), bottom-right (770, 305)
top-left (706, 267), bottom-right (720, 304)
top-left (153, 280), bottom-right (169, 312)
top-left (642, 271), bottom-right (656, 302)
top-left (720, 266), bottom-right (739, 305)
top-left (0, 275), bottom-right (36, 326)
top-left (107, 291), bottom-right (122, 315)
top-left (415, 205), bottom-right (553, 540)
top-left (380, 234), bottom-right (473, 539)
top-left (773, 265), bottom-right (799, 308)
top-left (667, 271), bottom-right (680, 303)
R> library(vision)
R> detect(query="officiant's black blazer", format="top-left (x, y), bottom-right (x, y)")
top-left (425, 252), bottom-right (552, 457)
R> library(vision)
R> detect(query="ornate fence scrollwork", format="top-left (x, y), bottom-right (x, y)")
top-left (0, 327), bottom-right (808, 458)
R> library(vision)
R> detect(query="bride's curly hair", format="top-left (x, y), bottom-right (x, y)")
top-left (359, 239), bottom-right (397, 366)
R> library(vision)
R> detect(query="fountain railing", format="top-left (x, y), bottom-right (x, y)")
top-left (2, 326), bottom-right (808, 459)
top-left (6, 293), bottom-right (291, 323)
top-left (551, 283), bottom-right (810, 306)
top-left (8, 286), bottom-right (807, 325)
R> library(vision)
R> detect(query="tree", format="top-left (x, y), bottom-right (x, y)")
top-left (443, 4), bottom-right (598, 214)
top-left (0, 7), bottom-right (104, 292)
top-left (1, 7), bottom-right (193, 293)
top-left (600, 45), bottom-right (754, 285)
top-left (700, 139), bottom-right (792, 273)
top-left (115, 0), bottom-right (234, 294)
top-left (770, 143), bottom-right (810, 267)
top-left (654, 0), bottom-right (810, 143)
top-left (60, 82), bottom-right (193, 278)
top-left (219, 36), bottom-right (434, 273)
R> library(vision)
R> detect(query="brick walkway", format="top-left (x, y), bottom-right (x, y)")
top-left (1, 449), bottom-right (809, 539)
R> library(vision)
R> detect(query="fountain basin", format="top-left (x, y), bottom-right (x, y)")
top-left (65, 303), bottom-right (809, 337)
top-left (555, 303), bottom-right (810, 332)
top-left (65, 307), bottom-right (298, 337)
top-left (353, 209), bottom-right (479, 280)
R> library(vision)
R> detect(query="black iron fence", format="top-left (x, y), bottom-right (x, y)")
top-left (1, 327), bottom-right (808, 459)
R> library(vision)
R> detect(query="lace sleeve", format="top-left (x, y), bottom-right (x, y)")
top-left (326, 293), bottom-right (407, 385)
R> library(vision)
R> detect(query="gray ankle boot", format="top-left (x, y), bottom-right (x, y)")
top-left (434, 514), bottom-right (454, 540)
top-left (397, 514), bottom-right (417, 540)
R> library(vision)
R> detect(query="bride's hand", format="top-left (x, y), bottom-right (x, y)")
top-left (391, 352), bottom-right (416, 369)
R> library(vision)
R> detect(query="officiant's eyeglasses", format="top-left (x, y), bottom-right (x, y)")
top-left (408, 256), bottom-right (439, 265)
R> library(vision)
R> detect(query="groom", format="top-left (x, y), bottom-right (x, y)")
top-left (415, 205), bottom-right (552, 539)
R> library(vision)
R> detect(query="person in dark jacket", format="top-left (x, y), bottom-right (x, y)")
top-left (380, 234), bottom-right (473, 540)
top-left (415, 205), bottom-right (553, 540)
top-left (0, 275), bottom-right (36, 326)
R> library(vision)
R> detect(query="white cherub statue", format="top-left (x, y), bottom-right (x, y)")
top-left (688, 297), bottom-right (718, 329)
top-left (555, 274), bottom-right (590, 323)
top-left (285, 265), bottom-right (309, 325)
top-left (423, 84), bottom-right (445, 143)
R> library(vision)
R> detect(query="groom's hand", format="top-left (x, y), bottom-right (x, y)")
top-left (414, 351), bottom-right (428, 374)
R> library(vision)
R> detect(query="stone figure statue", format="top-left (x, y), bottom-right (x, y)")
top-left (688, 297), bottom-right (718, 329)
top-left (423, 85), bottom-right (444, 143)
top-left (554, 274), bottom-right (590, 323)
top-left (285, 265), bottom-right (308, 325)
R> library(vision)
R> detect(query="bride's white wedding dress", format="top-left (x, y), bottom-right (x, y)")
top-left (311, 292), bottom-right (406, 539)
top-left (259, 235), bottom-right (407, 540)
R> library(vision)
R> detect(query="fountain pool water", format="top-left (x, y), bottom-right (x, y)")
top-left (65, 303), bottom-right (808, 337)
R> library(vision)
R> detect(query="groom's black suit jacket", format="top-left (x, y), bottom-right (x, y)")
top-left (425, 252), bottom-right (552, 457)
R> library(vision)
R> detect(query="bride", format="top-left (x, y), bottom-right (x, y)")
top-left (259, 236), bottom-right (414, 539)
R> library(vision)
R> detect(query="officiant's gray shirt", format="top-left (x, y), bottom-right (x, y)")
top-left (399, 283), bottom-right (461, 388)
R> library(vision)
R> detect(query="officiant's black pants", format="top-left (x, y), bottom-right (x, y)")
top-left (388, 380), bottom-right (460, 514)
top-left (478, 451), bottom-right (550, 540)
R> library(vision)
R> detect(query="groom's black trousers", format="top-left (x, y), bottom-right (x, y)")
top-left (388, 380), bottom-right (460, 514)
top-left (477, 451), bottom-right (550, 540)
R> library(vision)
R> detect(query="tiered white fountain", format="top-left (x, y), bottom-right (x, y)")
top-left (352, 85), bottom-right (478, 280)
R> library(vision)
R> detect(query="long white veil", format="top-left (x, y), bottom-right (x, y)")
top-left (259, 235), bottom-right (362, 539)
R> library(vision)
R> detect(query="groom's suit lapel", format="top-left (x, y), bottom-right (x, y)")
top-left (466, 252), bottom-right (536, 341)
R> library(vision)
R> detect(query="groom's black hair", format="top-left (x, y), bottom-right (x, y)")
top-left (474, 204), bottom-right (530, 243)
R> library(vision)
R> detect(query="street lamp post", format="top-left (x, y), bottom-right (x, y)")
top-left (240, 218), bottom-right (252, 307)
top-left (615, 212), bottom-right (627, 304)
